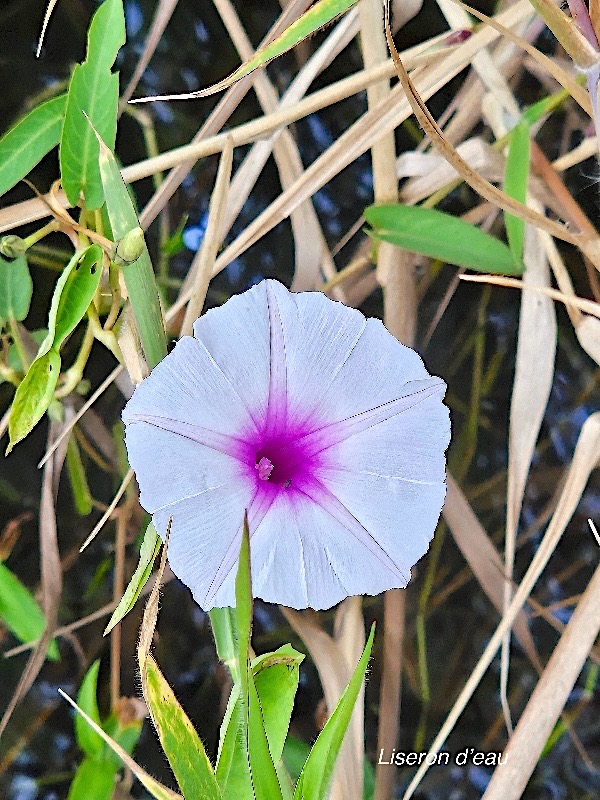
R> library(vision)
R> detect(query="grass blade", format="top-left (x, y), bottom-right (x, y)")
top-left (365, 204), bottom-right (520, 275)
top-left (134, 0), bottom-right (360, 101)
top-left (504, 119), bottom-right (530, 265)
top-left (293, 624), bottom-right (375, 800)
top-left (104, 522), bottom-right (160, 635)
top-left (96, 129), bottom-right (167, 369)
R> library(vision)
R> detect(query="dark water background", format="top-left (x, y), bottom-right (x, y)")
top-left (1, 1), bottom-right (600, 798)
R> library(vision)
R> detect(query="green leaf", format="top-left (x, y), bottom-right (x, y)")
top-left (149, 0), bottom-right (360, 99)
top-left (60, 0), bottom-right (125, 208)
top-left (103, 706), bottom-right (144, 769)
top-left (248, 667), bottom-right (285, 800)
top-left (0, 562), bottom-right (59, 660)
top-left (60, 689), bottom-right (183, 800)
top-left (96, 130), bottom-right (167, 368)
top-left (209, 606), bottom-right (238, 680)
top-left (67, 757), bottom-right (117, 800)
top-left (7, 349), bottom-right (61, 452)
top-left (253, 645), bottom-right (304, 761)
top-left (75, 660), bottom-right (104, 758)
top-left (0, 254), bottom-right (33, 324)
top-left (293, 624), bottom-right (376, 800)
top-left (104, 522), bottom-right (161, 635)
top-left (0, 94), bottom-right (67, 198)
top-left (38, 245), bottom-right (104, 357)
top-left (283, 737), bottom-right (375, 800)
top-left (143, 655), bottom-right (222, 800)
top-left (235, 515), bottom-right (253, 685)
top-left (364, 204), bottom-right (522, 275)
top-left (66, 434), bottom-right (93, 516)
top-left (216, 645), bottom-right (303, 798)
top-left (504, 119), bottom-right (530, 266)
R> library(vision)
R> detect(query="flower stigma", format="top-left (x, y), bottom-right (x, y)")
top-left (255, 456), bottom-right (274, 481)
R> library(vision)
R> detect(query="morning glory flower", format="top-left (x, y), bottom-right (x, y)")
top-left (123, 280), bottom-right (450, 610)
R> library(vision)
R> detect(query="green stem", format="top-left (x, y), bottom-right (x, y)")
top-left (8, 315), bottom-right (30, 372)
top-left (209, 607), bottom-right (240, 684)
top-left (55, 324), bottom-right (94, 398)
top-left (22, 220), bottom-right (60, 250)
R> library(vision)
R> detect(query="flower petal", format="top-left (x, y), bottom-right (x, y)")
top-left (318, 395), bottom-right (450, 575)
top-left (123, 336), bottom-right (257, 440)
top-left (246, 489), bottom-right (410, 610)
top-left (192, 282), bottom-right (272, 429)
top-left (125, 421), bottom-right (255, 608)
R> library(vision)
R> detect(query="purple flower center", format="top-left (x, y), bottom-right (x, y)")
top-left (235, 418), bottom-right (326, 495)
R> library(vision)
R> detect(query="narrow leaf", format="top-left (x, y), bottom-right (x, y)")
top-left (216, 646), bottom-right (303, 798)
top-left (59, 690), bottom-right (183, 800)
top-left (134, 0), bottom-right (360, 101)
top-left (293, 624), bottom-right (375, 800)
top-left (143, 656), bottom-right (221, 800)
top-left (60, 0), bottom-right (125, 208)
top-left (504, 119), bottom-right (531, 265)
top-left (0, 562), bottom-right (59, 660)
top-left (75, 660), bottom-right (104, 758)
top-left (235, 514), bottom-right (253, 684)
top-left (248, 668), bottom-right (284, 800)
top-left (104, 522), bottom-right (160, 635)
top-left (364, 204), bottom-right (521, 275)
top-left (0, 94), bottom-right (67, 198)
top-left (0, 254), bottom-right (32, 324)
top-left (137, 525), bottom-right (221, 800)
top-left (66, 434), bottom-right (93, 516)
top-left (66, 758), bottom-right (117, 800)
top-left (96, 130), bottom-right (167, 368)
top-left (8, 350), bottom-right (61, 452)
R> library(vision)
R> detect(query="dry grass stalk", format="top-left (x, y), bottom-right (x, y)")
top-left (180, 138), bottom-right (234, 337)
top-left (402, 412), bottom-right (600, 799)
top-left (0, 423), bottom-right (65, 736)
top-left (482, 560), bottom-right (600, 800)
top-left (120, 0), bottom-right (179, 106)
top-left (282, 598), bottom-right (366, 800)
top-left (502, 217), bottom-right (557, 733)
top-left (443, 474), bottom-right (539, 666)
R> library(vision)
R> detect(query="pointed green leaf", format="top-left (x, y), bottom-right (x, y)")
top-left (293, 624), bottom-right (375, 800)
top-left (0, 94), bottom-right (67, 198)
top-left (235, 515), bottom-right (253, 684)
top-left (248, 667), bottom-right (285, 800)
top-left (38, 245), bottom-right (103, 357)
top-left (0, 254), bottom-right (32, 324)
top-left (364, 204), bottom-right (521, 275)
top-left (66, 433), bottom-right (93, 516)
top-left (96, 131), bottom-right (167, 368)
top-left (0, 562), bottom-right (59, 660)
top-left (216, 645), bottom-right (304, 798)
top-left (253, 645), bottom-right (304, 761)
top-left (504, 119), bottom-right (530, 266)
top-left (8, 349), bottom-right (61, 451)
top-left (60, 690), bottom-right (183, 800)
top-left (142, 0), bottom-right (360, 99)
top-left (104, 523), bottom-right (160, 635)
top-left (67, 757), bottom-right (117, 800)
top-left (60, 0), bottom-right (125, 208)
top-left (75, 660), bottom-right (104, 758)
top-left (143, 655), bottom-right (221, 800)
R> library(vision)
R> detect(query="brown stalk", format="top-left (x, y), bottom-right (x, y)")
top-left (0, 423), bottom-right (65, 737)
